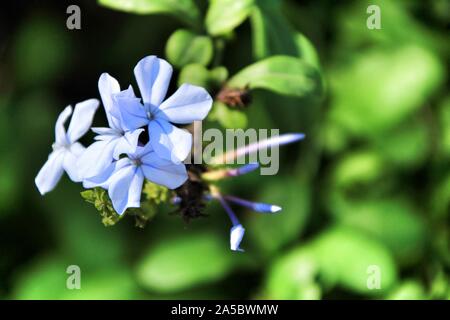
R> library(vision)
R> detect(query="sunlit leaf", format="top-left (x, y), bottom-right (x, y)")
top-left (339, 198), bottom-right (426, 265)
top-left (264, 246), bottom-right (321, 299)
top-left (178, 64), bottom-right (228, 91)
top-left (228, 55), bottom-right (322, 98)
top-left (312, 226), bottom-right (397, 295)
top-left (386, 280), bottom-right (426, 300)
top-left (166, 29), bottom-right (213, 68)
top-left (206, 0), bottom-right (255, 36)
top-left (136, 232), bottom-right (244, 293)
top-left (329, 46), bottom-right (444, 137)
top-left (98, 0), bottom-right (200, 28)
top-left (208, 102), bottom-right (248, 129)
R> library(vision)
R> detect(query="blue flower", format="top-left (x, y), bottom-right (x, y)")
top-left (77, 74), bottom-right (145, 179)
top-left (117, 55), bottom-right (213, 163)
top-left (35, 99), bottom-right (99, 195)
top-left (84, 142), bottom-right (188, 214)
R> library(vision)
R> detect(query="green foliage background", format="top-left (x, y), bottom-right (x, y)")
top-left (0, 0), bottom-right (448, 299)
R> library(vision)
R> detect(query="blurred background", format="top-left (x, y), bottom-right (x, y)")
top-left (0, 0), bottom-right (448, 299)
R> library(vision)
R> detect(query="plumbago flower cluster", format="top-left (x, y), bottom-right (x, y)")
top-left (35, 55), bottom-right (305, 252)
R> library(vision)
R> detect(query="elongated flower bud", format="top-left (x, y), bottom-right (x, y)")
top-left (202, 163), bottom-right (259, 181)
top-left (224, 195), bottom-right (282, 213)
top-left (210, 133), bottom-right (305, 165)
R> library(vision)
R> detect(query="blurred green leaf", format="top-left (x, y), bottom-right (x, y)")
top-left (339, 198), bottom-right (426, 265)
top-left (136, 232), bottom-right (244, 293)
top-left (208, 102), bottom-right (248, 129)
top-left (166, 29), bottom-right (213, 68)
top-left (206, 0), bottom-right (255, 36)
top-left (44, 184), bottom-right (128, 270)
top-left (386, 280), bottom-right (426, 300)
top-left (438, 97), bottom-right (450, 159)
top-left (98, 0), bottom-right (201, 28)
top-left (312, 226), bottom-right (397, 295)
top-left (250, 0), bottom-right (297, 59)
top-left (228, 55), bottom-right (322, 98)
top-left (336, 0), bottom-right (448, 57)
top-left (13, 255), bottom-right (138, 299)
top-left (373, 118), bottom-right (430, 170)
top-left (264, 246), bottom-right (321, 299)
top-left (329, 46), bottom-right (444, 137)
top-left (14, 16), bottom-right (70, 86)
top-left (332, 150), bottom-right (384, 188)
top-left (430, 172), bottom-right (450, 220)
top-left (293, 32), bottom-right (321, 70)
top-left (178, 64), bottom-right (228, 91)
top-left (248, 179), bottom-right (311, 256)
top-left (0, 153), bottom-right (22, 216)
top-left (13, 256), bottom-right (68, 299)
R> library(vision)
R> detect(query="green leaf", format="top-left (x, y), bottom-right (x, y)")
top-left (293, 32), bottom-right (321, 70)
top-left (250, 0), bottom-right (298, 59)
top-left (329, 46), bottom-right (444, 137)
top-left (208, 102), bottom-right (248, 129)
top-left (135, 232), bottom-right (244, 293)
top-left (228, 55), bottom-right (322, 98)
top-left (178, 64), bottom-right (228, 90)
top-left (312, 226), bottom-right (397, 295)
top-left (332, 151), bottom-right (384, 188)
top-left (206, 0), bottom-right (255, 36)
top-left (98, 0), bottom-right (201, 28)
top-left (166, 29), bottom-right (213, 68)
top-left (247, 178), bottom-right (311, 256)
top-left (264, 246), bottom-right (321, 299)
top-left (250, 0), bottom-right (320, 69)
top-left (13, 255), bottom-right (138, 299)
top-left (386, 280), bottom-right (426, 300)
top-left (338, 198), bottom-right (426, 266)
top-left (438, 97), bottom-right (450, 159)
top-left (373, 118), bottom-right (430, 170)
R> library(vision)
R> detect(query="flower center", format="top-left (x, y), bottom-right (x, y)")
top-left (131, 158), bottom-right (142, 167)
top-left (146, 110), bottom-right (154, 120)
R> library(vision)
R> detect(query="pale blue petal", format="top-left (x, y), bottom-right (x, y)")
top-left (91, 127), bottom-right (119, 139)
top-left (98, 73), bottom-right (122, 130)
top-left (114, 95), bottom-right (148, 131)
top-left (54, 106), bottom-right (72, 146)
top-left (77, 138), bottom-right (118, 179)
top-left (35, 149), bottom-right (65, 195)
top-left (156, 84), bottom-right (213, 124)
top-left (133, 141), bottom-right (153, 158)
top-left (148, 119), bottom-right (192, 163)
top-left (67, 99), bottom-right (99, 143)
top-left (141, 152), bottom-right (188, 189)
top-left (112, 129), bottom-right (144, 159)
top-left (230, 224), bottom-right (245, 252)
top-left (83, 158), bottom-right (131, 189)
top-left (134, 56), bottom-right (172, 106)
top-left (63, 142), bottom-right (85, 182)
top-left (108, 165), bottom-right (143, 214)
